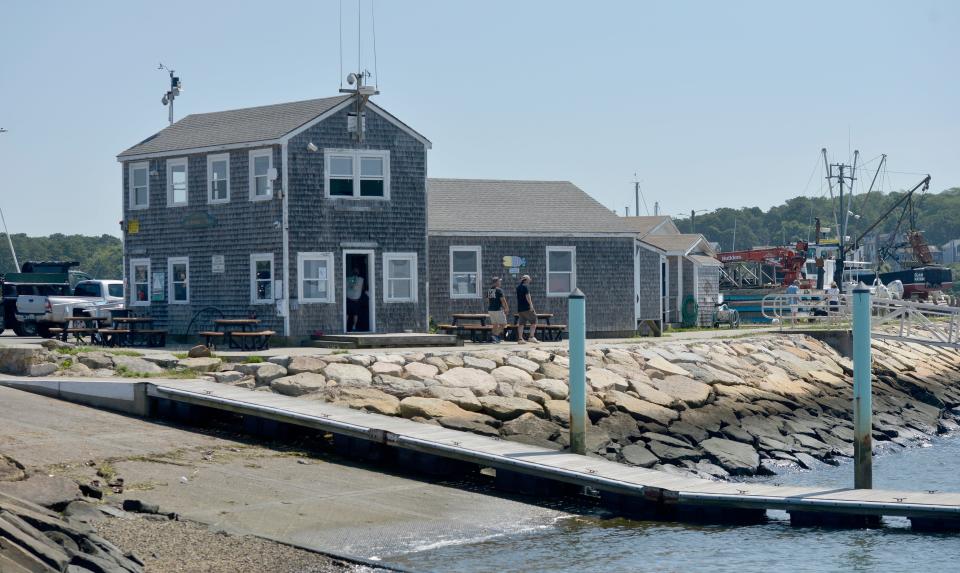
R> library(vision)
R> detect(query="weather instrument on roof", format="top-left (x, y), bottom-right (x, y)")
top-left (340, 70), bottom-right (379, 142)
top-left (158, 63), bottom-right (183, 126)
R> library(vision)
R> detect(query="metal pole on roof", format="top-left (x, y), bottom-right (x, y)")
top-left (568, 288), bottom-right (587, 455)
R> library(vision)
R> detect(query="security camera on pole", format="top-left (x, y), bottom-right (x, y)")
top-left (158, 63), bottom-right (183, 126)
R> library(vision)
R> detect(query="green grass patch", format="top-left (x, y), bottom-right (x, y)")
top-left (53, 346), bottom-right (141, 357)
top-left (58, 358), bottom-right (73, 370)
top-left (96, 462), bottom-right (116, 482)
top-left (331, 349), bottom-right (349, 355)
top-left (243, 356), bottom-right (265, 364)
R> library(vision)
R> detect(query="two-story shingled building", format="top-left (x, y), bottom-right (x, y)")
top-left (117, 95), bottom-right (431, 338)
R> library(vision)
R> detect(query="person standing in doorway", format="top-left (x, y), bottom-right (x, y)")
top-left (487, 277), bottom-right (508, 344)
top-left (346, 267), bottom-right (364, 332)
top-left (826, 281), bottom-right (840, 319)
top-left (516, 274), bottom-right (539, 343)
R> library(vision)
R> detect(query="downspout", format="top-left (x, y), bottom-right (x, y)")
top-left (676, 255), bottom-right (683, 323)
top-left (281, 142), bottom-right (291, 337)
top-left (424, 149), bottom-right (430, 331)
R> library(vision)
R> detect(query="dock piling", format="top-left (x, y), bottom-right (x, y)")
top-left (568, 288), bottom-right (587, 455)
top-left (852, 285), bottom-right (873, 489)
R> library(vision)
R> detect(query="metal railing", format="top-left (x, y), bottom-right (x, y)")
top-left (761, 292), bottom-right (960, 348)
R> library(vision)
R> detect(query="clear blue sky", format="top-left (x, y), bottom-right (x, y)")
top-left (1, 0), bottom-right (957, 236)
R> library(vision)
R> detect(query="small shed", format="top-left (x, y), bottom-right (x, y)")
top-left (640, 234), bottom-right (720, 327)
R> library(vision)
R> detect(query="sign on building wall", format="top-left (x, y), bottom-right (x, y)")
top-left (502, 256), bottom-right (527, 276)
top-left (127, 219), bottom-right (140, 234)
top-left (211, 255), bottom-right (225, 274)
top-left (151, 271), bottom-right (165, 302)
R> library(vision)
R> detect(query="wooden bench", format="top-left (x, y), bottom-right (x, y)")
top-left (230, 330), bottom-right (276, 350)
top-left (197, 331), bottom-right (226, 349)
top-left (97, 329), bottom-right (131, 347)
top-left (133, 329), bottom-right (168, 347)
top-left (460, 324), bottom-right (493, 343)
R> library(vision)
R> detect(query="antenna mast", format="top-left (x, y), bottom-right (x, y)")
top-left (0, 207), bottom-right (20, 272)
top-left (158, 64), bottom-right (183, 126)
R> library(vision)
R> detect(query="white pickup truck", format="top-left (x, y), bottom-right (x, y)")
top-left (15, 280), bottom-right (125, 337)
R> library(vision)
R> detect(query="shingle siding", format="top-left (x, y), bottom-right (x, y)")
top-left (636, 244), bottom-right (662, 322)
top-left (428, 235), bottom-right (636, 335)
top-left (122, 104), bottom-right (427, 338)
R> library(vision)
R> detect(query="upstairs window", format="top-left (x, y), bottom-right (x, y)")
top-left (324, 149), bottom-right (390, 199)
top-left (129, 162), bottom-right (149, 209)
top-left (207, 153), bottom-right (230, 203)
top-left (384, 252), bottom-right (417, 303)
top-left (546, 246), bottom-right (576, 296)
top-left (249, 149), bottom-right (273, 200)
top-left (166, 158), bottom-right (188, 206)
top-left (450, 246), bottom-right (481, 299)
top-left (168, 257), bottom-right (189, 304)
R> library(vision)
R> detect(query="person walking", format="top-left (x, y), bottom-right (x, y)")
top-left (785, 280), bottom-right (801, 323)
top-left (826, 281), bottom-right (840, 319)
top-left (487, 277), bottom-right (508, 343)
top-left (516, 274), bottom-right (539, 343)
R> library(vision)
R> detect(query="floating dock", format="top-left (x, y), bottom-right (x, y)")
top-left (140, 379), bottom-right (960, 531)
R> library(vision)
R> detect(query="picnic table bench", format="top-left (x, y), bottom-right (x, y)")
top-left (49, 315), bottom-right (109, 345)
top-left (98, 317), bottom-right (167, 348)
top-left (439, 312), bottom-right (566, 343)
top-left (199, 319), bottom-right (274, 350)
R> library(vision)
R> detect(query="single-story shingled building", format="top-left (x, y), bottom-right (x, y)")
top-left (427, 179), bottom-right (666, 336)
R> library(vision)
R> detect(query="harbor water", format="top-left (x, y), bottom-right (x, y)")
top-left (387, 436), bottom-right (960, 573)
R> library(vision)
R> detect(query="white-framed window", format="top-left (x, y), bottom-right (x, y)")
top-left (166, 157), bottom-right (189, 206)
top-left (129, 258), bottom-right (151, 306)
top-left (250, 253), bottom-right (274, 304)
top-left (128, 162), bottom-right (149, 210)
top-left (324, 149), bottom-right (390, 199)
top-left (249, 149), bottom-right (273, 200)
top-left (298, 252), bottom-right (334, 303)
top-left (546, 246), bottom-right (576, 296)
top-left (383, 252), bottom-right (417, 303)
top-left (450, 246), bottom-right (481, 299)
top-left (167, 257), bottom-right (190, 304)
top-left (207, 153), bottom-right (230, 204)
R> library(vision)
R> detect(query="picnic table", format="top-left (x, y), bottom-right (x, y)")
top-left (440, 312), bottom-right (566, 343)
top-left (99, 317), bottom-right (167, 348)
top-left (200, 318), bottom-right (275, 350)
top-left (49, 316), bottom-right (109, 345)
top-left (451, 313), bottom-right (490, 326)
top-left (509, 313), bottom-right (564, 341)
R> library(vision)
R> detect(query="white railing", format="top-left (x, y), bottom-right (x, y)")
top-left (762, 292), bottom-right (960, 348)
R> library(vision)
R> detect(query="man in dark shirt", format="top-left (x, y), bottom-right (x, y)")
top-left (515, 274), bottom-right (539, 343)
top-left (487, 277), bottom-right (508, 343)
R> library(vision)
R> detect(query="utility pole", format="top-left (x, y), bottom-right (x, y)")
top-left (827, 160), bottom-right (856, 286)
top-left (635, 181), bottom-right (640, 218)
top-left (159, 64), bottom-right (183, 126)
top-left (691, 209), bottom-right (696, 234)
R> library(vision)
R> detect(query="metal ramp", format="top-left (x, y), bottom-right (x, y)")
top-left (761, 293), bottom-right (960, 349)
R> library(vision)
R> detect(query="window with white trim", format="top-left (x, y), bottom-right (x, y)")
top-left (298, 252), bottom-right (334, 303)
top-left (546, 246), bottom-right (576, 296)
top-left (249, 149), bottom-right (273, 200)
top-left (130, 258), bottom-right (151, 306)
top-left (324, 149), bottom-right (390, 199)
top-left (129, 162), bottom-right (149, 209)
top-left (168, 257), bottom-right (189, 304)
top-left (250, 253), bottom-right (274, 303)
top-left (450, 246), bottom-right (481, 298)
top-left (383, 252), bottom-right (417, 303)
top-left (207, 153), bottom-right (230, 203)
top-left (166, 158), bottom-right (188, 206)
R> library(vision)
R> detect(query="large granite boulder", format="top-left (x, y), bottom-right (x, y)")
top-left (437, 367), bottom-right (497, 395)
top-left (399, 397), bottom-right (476, 419)
top-left (373, 374), bottom-right (427, 397)
top-left (323, 363), bottom-right (373, 386)
top-left (700, 437), bottom-right (761, 475)
top-left (604, 390), bottom-right (679, 426)
top-left (531, 378), bottom-right (568, 399)
top-left (271, 373), bottom-right (327, 396)
top-left (370, 361), bottom-right (404, 376)
top-left (648, 375), bottom-right (712, 408)
top-left (177, 357), bottom-right (222, 372)
top-left (112, 355), bottom-right (163, 376)
top-left (77, 352), bottom-right (114, 370)
top-left (478, 396), bottom-right (544, 421)
top-left (404, 362), bottom-right (440, 380)
top-left (505, 355), bottom-right (540, 374)
top-left (620, 444), bottom-right (659, 468)
top-left (587, 368), bottom-right (628, 392)
top-left (644, 355), bottom-right (691, 378)
top-left (491, 365), bottom-right (533, 386)
top-left (286, 356), bottom-right (327, 375)
top-left (425, 386), bottom-right (482, 412)
top-left (334, 387), bottom-right (401, 416)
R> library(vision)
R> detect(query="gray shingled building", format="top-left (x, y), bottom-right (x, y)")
top-left (117, 95), bottom-right (431, 338)
top-left (637, 233), bottom-right (720, 327)
top-left (427, 179), bottom-right (667, 336)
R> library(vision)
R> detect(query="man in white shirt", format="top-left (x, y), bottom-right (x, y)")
top-left (346, 267), bottom-right (365, 332)
top-left (826, 281), bottom-right (840, 316)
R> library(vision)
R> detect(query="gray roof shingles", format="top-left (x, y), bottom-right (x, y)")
top-left (118, 95), bottom-right (352, 158)
top-left (427, 179), bottom-right (631, 234)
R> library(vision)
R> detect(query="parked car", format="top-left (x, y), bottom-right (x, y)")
top-left (0, 261), bottom-right (84, 336)
top-left (15, 280), bottom-right (125, 337)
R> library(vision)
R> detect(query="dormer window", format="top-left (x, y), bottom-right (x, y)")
top-left (324, 149), bottom-right (390, 199)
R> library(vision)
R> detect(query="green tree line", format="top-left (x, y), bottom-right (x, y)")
top-left (676, 187), bottom-right (960, 253)
top-left (0, 234), bottom-right (122, 278)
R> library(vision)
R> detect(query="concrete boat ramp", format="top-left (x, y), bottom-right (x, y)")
top-left (3, 375), bottom-right (960, 532)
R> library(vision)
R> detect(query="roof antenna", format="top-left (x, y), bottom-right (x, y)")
top-left (158, 63), bottom-right (183, 126)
